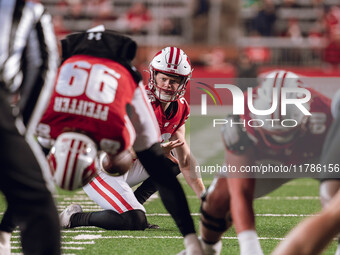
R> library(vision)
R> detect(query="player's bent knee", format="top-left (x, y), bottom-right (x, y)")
top-left (200, 186), bottom-right (232, 233)
top-left (95, 210), bottom-right (148, 230)
top-left (122, 210), bottom-right (148, 230)
top-left (202, 185), bottom-right (230, 214)
top-left (200, 204), bottom-right (229, 233)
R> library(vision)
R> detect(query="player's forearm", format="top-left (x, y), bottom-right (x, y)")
top-left (190, 178), bottom-right (205, 198)
top-left (181, 166), bottom-right (205, 198)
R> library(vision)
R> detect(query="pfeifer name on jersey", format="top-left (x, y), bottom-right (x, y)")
top-left (54, 96), bottom-right (109, 121)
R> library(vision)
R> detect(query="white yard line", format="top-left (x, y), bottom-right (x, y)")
top-left (11, 240), bottom-right (95, 245)
top-left (10, 246), bottom-right (84, 250)
top-left (62, 229), bottom-right (106, 233)
top-left (72, 234), bottom-right (285, 241)
top-left (11, 254), bottom-right (75, 255)
top-left (61, 247), bottom-right (85, 250)
top-left (257, 196), bottom-right (319, 200)
top-left (185, 195), bottom-right (320, 200)
top-left (145, 213), bottom-right (314, 217)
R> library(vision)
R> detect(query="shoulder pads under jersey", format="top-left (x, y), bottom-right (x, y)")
top-left (61, 30), bottom-right (142, 83)
top-left (221, 115), bottom-right (254, 153)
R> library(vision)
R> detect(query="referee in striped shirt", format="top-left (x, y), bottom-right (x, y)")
top-left (0, 0), bottom-right (61, 254)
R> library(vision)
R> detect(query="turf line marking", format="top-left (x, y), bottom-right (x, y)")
top-left (257, 196), bottom-right (319, 200)
top-left (57, 205), bottom-right (102, 211)
top-left (13, 229), bottom-right (106, 234)
top-left (61, 247), bottom-right (85, 250)
top-left (59, 201), bottom-right (98, 205)
top-left (11, 245), bottom-right (85, 250)
top-left (11, 253), bottom-right (75, 255)
top-left (73, 235), bottom-right (285, 241)
top-left (11, 240), bottom-right (95, 245)
top-left (256, 213), bottom-right (314, 217)
top-left (62, 229), bottom-right (106, 233)
top-left (185, 195), bottom-right (320, 200)
top-left (145, 213), bottom-right (314, 217)
top-left (63, 241), bottom-right (95, 245)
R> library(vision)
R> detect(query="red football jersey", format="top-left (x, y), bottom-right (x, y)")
top-left (145, 88), bottom-right (190, 142)
top-left (243, 87), bottom-right (333, 165)
top-left (38, 55), bottom-right (137, 154)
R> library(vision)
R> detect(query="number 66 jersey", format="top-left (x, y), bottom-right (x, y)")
top-left (37, 54), bottom-right (159, 155)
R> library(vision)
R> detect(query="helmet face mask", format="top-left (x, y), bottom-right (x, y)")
top-left (252, 70), bottom-right (310, 148)
top-left (149, 47), bottom-right (192, 102)
top-left (150, 71), bottom-right (186, 102)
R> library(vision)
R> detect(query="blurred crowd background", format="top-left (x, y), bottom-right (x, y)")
top-left (38, 0), bottom-right (340, 79)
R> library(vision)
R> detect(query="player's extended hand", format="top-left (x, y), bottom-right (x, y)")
top-left (160, 139), bottom-right (184, 164)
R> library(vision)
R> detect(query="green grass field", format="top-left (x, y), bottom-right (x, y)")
top-left (1, 177), bottom-right (338, 255)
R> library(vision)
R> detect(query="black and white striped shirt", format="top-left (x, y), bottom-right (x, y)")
top-left (0, 0), bottom-right (59, 192)
top-left (0, 0), bottom-right (59, 127)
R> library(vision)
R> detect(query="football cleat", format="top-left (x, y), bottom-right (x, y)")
top-left (59, 204), bottom-right (83, 229)
top-left (146, 222), bottom-right (160, 229)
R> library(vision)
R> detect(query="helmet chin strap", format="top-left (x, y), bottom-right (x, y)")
top-left (156, 89), bottom-right (173, 102)
top-left (153, 81), bottom-right (180, 102)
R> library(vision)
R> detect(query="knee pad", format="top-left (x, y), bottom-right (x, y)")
top-left (200, 205), bottom-right (229, 233)
top-left (200, 188), bottom-right (232, 233)
top-left (122, 210), bottom-right (148, 230)
top-left (89, 209), bottom-right (147, 230)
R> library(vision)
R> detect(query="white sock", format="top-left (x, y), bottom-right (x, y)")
top-left (0, 231), bottom-right (11, 246)
top-left (199, 237), bottom-right (222, 255)
top-left (183, 233), bottom-right (202, 255)
top-left (335, 243), bottom-right (340, 255)
top-left (0, 231), bottom-right (11, 255)
top-left (238, 230), bottom-right (263, 255)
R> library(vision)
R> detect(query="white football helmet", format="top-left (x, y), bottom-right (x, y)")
top-left (149, 46), bottom-right (192, 102)
top-left (48, 132), bottom-right (98, 190)
top-left (251, 70), bottom-right (310, 147)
